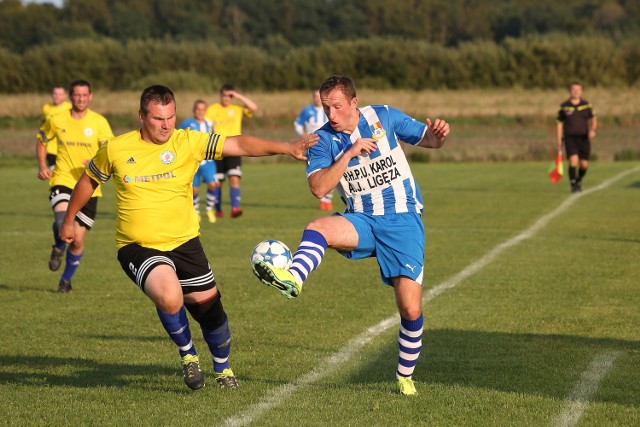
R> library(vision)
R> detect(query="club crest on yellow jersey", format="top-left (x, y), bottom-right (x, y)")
top-left (84, 127), bottom-right (94, 137)
top-left (160, 150), bottom-right (175, 165)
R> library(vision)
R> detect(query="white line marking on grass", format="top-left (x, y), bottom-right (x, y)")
top-left (553, 351), bottom-right (622, 427)
top-left (222, 166), bottom-right (640, 427)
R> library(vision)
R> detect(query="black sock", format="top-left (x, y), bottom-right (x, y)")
top-left (578, 168), bottom-right (587, 181)
top-left (569, 167), bottom-right (577, 183)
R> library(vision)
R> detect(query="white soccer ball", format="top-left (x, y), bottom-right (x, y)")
top-left (250, 239), bottom-right (293, 270)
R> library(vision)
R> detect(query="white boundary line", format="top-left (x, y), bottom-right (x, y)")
top-left (553, 351), bottom-right (622, 427)
top-left (222, 166), bottom-right (640, 427)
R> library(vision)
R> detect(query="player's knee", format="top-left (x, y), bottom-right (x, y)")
top-left (185, 292), bottom-right (226, 330)
top-left (399, 306), bottom-right (422, 321)
top-left (305, 217), bottom-right (330, 234)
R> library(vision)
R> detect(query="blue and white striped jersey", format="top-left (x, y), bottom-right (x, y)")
top-left (307, 105), bottom-right (427, 216)
top-left (178, 117), bottom-right (213, 133)
top-left (179, 118), bottom-right (214, 166)
top-left (294, 104), bottom-right (327, 135)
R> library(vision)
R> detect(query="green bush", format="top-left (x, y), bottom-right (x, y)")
top-left (1, 35), bottom-right (638, 93)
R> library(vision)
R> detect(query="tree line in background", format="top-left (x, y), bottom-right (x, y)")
top-left (0, 0), bottom-right (638, 92)
top-left (1, 34), bottom-right (638, 93)
top-left (2, 0), bottom-right (639, 51)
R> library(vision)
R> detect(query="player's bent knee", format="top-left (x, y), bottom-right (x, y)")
top-left (185, 292), bottom-right (226, 330)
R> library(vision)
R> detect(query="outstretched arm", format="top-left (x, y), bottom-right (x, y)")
top-left (59, 173), bottom-right (99, 243)
top-left (417, 118), bottom-right (450, 149)
top-left (221, 133), bottom-right (318, 161)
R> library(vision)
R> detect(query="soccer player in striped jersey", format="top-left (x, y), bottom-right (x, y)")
top-left (59, 85), bottom-right (317, 391)
top-left (36, 80), bottom-right (114, 293)
top-left (178, 99), bottom-right (220, 223)
top-left (293, 89), bottom-right (334, 210)
top-left (253, 75), bottom-right (450, 396)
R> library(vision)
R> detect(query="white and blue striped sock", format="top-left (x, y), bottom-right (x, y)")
top-left (193, 193), bottom-right (200, 212)
top-left (289, 230), bottom-right (328, 284)
top-left (396, 313), bottom-right (423, 378)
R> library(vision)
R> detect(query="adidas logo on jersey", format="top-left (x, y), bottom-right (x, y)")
top-left (126, 157), bottom-right (136, 164)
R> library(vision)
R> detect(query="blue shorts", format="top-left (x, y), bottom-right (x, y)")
top-left (338, 212), bottom-right (425, 286)
top-left (192, 161), bottom-right (218, 187)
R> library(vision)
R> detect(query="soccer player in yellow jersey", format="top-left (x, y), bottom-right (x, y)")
top-left (40, 85), bottom-right (72, 169)
top-left (59, 85), bottom-right (317, 391)
top-left (36, 80), bottom-right (114, 293)
top-left (204, 83), bottom-right (258, 218)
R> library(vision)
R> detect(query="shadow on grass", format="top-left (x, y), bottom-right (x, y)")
top-left (0, 354), bottom-right (184, 391)
top-left (345, 328), bottom-right (639, 406)
top-left (627, 180), bottom-right (640, 188)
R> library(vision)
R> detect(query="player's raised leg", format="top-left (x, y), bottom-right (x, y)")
top-left (253, 215), bottom-right (358, 298)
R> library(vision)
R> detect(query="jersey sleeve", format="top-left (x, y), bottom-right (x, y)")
top-left (556, 105), bottom-right (566, 122)
top-left (37, 117), bottom-right (54, 145)
top-left (294, 108), bottom-right (306, 136)
top-left (388, 106), bottom-right (427, 146)
top-left (187, 129), bottom-right (226, 161)
top-left (305, 129), bottom-right (333, 176)
top-left (242, 106), bottom-right (253, 118)
top-left (98, 116), bottom-right (114, 146)
top-left (86, 143), bottom-right (112, 184)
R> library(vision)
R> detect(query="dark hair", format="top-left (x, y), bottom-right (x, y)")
top-left (192, 99), bottom-right (207, 111)
top-left (68, 79), bottom-right (91, 95)
top-left (568, 81), bottom-right (582, 90)
top-left (319, 75), bottom-right (356, 100)
top-left (140, 85), bottom-right (175, 115)
top-left (220, 83), bottom-right (234, 92)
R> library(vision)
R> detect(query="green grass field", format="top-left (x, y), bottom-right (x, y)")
top-left (0, 161), bottom-right (638, 426)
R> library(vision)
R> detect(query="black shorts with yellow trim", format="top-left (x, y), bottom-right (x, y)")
top-left (117, 237), bottom-right (216, 294)
top-left (48, 185), bottom-right (98, 229)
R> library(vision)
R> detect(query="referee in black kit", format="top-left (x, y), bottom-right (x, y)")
top-left (556, 81), bottom-right (598, 193)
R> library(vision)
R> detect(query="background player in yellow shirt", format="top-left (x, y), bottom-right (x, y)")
top-left (58, 85), bottom-right (317, 391)
top-left (40, 85), bottom-right (72, 170)
top-left (205, 83), bottom-right (257, 218)
top-left (36, 80), bottom-right (114, 293)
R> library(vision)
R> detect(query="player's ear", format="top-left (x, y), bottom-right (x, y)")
top-left (351, 97), bottom-right (358, 108)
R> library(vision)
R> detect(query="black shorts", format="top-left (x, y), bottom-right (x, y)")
top-left (49, 185), bottom-right (98, 229)
top-left (46, 154), bottom-right (56, 168)
top-left (564, 135), bottom-right (591, 160)
top-left (117, 237), bottom-right (216, 294)
top-left (215, 156), bottom-right (242, 180)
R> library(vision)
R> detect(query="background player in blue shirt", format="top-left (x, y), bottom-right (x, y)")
top-left (254, 75), bottom-right (450, 396)
top-left (178, 99), bottom-right (220, 223)
top-left (294, 89), bottom-right (334, 210)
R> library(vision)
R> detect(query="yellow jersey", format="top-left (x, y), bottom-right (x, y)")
top-left (41, 100), bottom-right (72, 155)
top-left (38, 109), bottom-right (113, 197)
top-left (204, 103), bottom-right (252, 136)
top-left (86, 129), bottom-right (226, 251)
